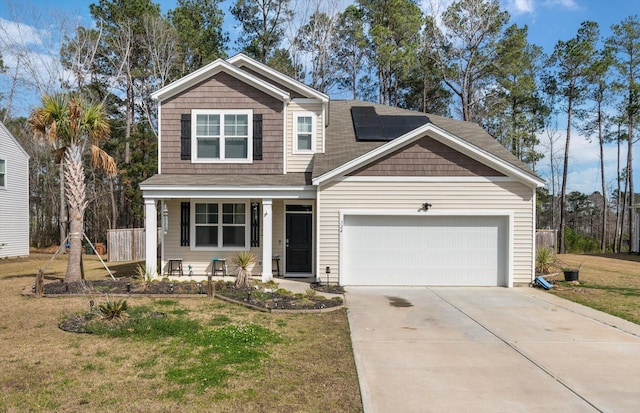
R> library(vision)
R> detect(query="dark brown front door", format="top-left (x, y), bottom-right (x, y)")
top-left (286, 212), bottom-right (312, 273)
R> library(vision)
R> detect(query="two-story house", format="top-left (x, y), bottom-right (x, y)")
top-left (0, 121), bottom-right (30, 258)
top-left (141, 54), bottom-right (544, 287)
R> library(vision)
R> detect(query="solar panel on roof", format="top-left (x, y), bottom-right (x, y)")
top-left (351, 106), bottom-right (430, 141)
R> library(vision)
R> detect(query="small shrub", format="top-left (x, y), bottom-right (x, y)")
top-left (233, 251), bottom-right (257, 288)
top-left (536, 247), bottom-right (555, 274)
top-left (98, 299), bottom-right (128, 321)
top-left (275, 288), bottom-right (292, 296)
top-left (135, 264), bottom-right (155, 281)
top-left (304, 288), bottom-right (317, 298)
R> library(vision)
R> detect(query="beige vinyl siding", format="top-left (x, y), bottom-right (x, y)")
top-left (161, 199), bottom-right (286, 276)
top-left (0, 123), bottom-right (29, 258)
top-left (318, 179), bottom-right (535, 285)
top-left (287, 101), bottom-right (323, 172)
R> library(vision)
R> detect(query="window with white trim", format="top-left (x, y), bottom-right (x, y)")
top-left (294, 112), bottom-right (315, 153)
top-left (193, 202), bottom-right (248, 249)
top-left (0, 159), bottom-right (5, 188)
top-left (192, 110), bottom-right (252, 162)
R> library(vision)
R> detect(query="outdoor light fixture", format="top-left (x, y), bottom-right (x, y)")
top-left (126, 283), bottom-right (131, 293)
top-left (325, 266), bottom-right (331, 286)
top-left (162, 203), bottom-right (169, 234)
top-left (422, 202), bottom-right (432, 211)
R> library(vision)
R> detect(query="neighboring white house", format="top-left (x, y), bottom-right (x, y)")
top-left (0, 121), bottom-right (30, 258)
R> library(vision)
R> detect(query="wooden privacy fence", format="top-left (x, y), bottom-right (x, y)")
top-left (536, 229), bottom-right (557, 253)
top-left (107, 228), bottom-right (145, 262)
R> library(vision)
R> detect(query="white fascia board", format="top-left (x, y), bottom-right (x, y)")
top-left (338, 176), bottom-right (519, 183)
top-left (151, 59), bottom-right (290, 103)
top-left (157, 104), bottom-right (162, 173)
top-left (227, 54), bottom-right (329, 104)
top-left (313, 123), bottom-right (545, 188)
top-left (140, 185), bottom-right (316, 200)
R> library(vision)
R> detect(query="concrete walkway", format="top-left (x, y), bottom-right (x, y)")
top-left (347, 286), bottom-right (640, 413)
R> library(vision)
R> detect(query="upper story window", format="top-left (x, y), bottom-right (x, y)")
top-left (293, 112), bottom-right (315, 154)
top-left (192, 109), bottom-right (253, 162)
top-left (0, 159), bottom-right (5, 188)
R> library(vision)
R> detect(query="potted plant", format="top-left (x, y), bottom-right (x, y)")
top-left (233, 251), bottom-right (256, 288)
top-left (561, 265), bottom-right (581, 282)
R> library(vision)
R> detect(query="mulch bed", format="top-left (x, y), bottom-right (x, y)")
top-left (43, 278), bottom-right (343, 311)
top-left (310, 283), bottom-right (345, 294)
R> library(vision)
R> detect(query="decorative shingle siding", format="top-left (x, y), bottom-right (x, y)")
top-left (237, 66), bottom-right (306, 98)
top-left (348, 137), bottom-right (506, 177)
top-left (160, 72), bottom-right (284, 175)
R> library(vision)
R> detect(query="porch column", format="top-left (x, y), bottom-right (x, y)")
top-left (262, 199), bottom-right (273, 282)
top-left (144, 198), bottom-right (158, 278)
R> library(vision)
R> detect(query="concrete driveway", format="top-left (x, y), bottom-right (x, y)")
top-left (347, 287), bottom-right (640, 413)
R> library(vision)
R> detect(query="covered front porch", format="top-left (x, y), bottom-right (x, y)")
top-left (142, 189), bottom-right (318, 282)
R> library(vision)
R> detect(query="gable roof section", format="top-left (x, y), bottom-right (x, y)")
top-left (227, 54), bottom-right (329, 104)
top-left (151, 58), bottom-right (290, 103)
top-left (312, 101), bottom-right (544, 188)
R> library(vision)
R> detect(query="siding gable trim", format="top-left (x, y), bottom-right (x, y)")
top-left (228, 54), bottom-right (329, 105)
top-left (312, 123), bottom-right (544, 188)
top-left (151, 58), bottom-right (290, 103)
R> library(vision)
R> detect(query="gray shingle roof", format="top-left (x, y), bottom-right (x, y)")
top-left (141, 173), bottom-right (310, 187)
top-left (313, 100), bottom-right (537, 180)
top-left (141, 100), bottom-right (541, 188)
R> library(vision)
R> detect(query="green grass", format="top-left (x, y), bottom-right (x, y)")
top-left (82, 302), bottom-right (280, 398)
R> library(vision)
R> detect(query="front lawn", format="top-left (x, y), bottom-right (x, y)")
top-left (0, 254), bottom-right (362, 412)
top-left (544, 253), bottom-right (640, 325)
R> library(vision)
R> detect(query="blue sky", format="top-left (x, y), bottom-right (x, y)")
top-left (0, 0), bottom-right (638, 196)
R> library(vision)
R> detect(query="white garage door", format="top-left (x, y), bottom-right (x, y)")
top-left (341, 214), bottom-right (508, 286)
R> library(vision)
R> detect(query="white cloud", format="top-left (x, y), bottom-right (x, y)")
top-left (543, 0), bottom-right (579, 10)
top-left (504, 0), bottom-right (536, 15)
top-left (0, 17), bottom-right (45, 47)
top-left (535, 128), bottom-right (634, 196)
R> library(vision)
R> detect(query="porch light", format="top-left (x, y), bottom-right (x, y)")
top-left (162, 203), bottom-right (169, 234)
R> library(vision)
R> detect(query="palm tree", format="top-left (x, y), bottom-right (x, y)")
top-left (29, 94), bottom-right (117, 283)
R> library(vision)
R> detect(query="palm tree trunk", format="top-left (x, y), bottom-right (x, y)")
top-left (58, 163), bottom-right (67, 254)
top-left (64, 145), bottom-right (87, 283)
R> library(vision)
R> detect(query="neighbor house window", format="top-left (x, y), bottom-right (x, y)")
top-left (0, 159), bottom-right (5, 188)
top-left (193, 202), bottom-right (248, 249)
top-left (192, 110), bottom-right (252, 162)
top-left (294, 112), bottom-right (315, 153)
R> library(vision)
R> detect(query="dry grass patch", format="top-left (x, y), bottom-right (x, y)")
top-left (545, 253), bottom-right (640, 324)
top-left (0, 254), bottom-right (362, 412)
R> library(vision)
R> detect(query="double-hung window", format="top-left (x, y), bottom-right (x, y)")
top-left (293, 112), bottom-right (315, 153)
top-left (193, 201), bottom-right (248, 249)
top-left (193, 110), bottom-right (252, 162)
top-left (0, 159), bottom-right (5, 188)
